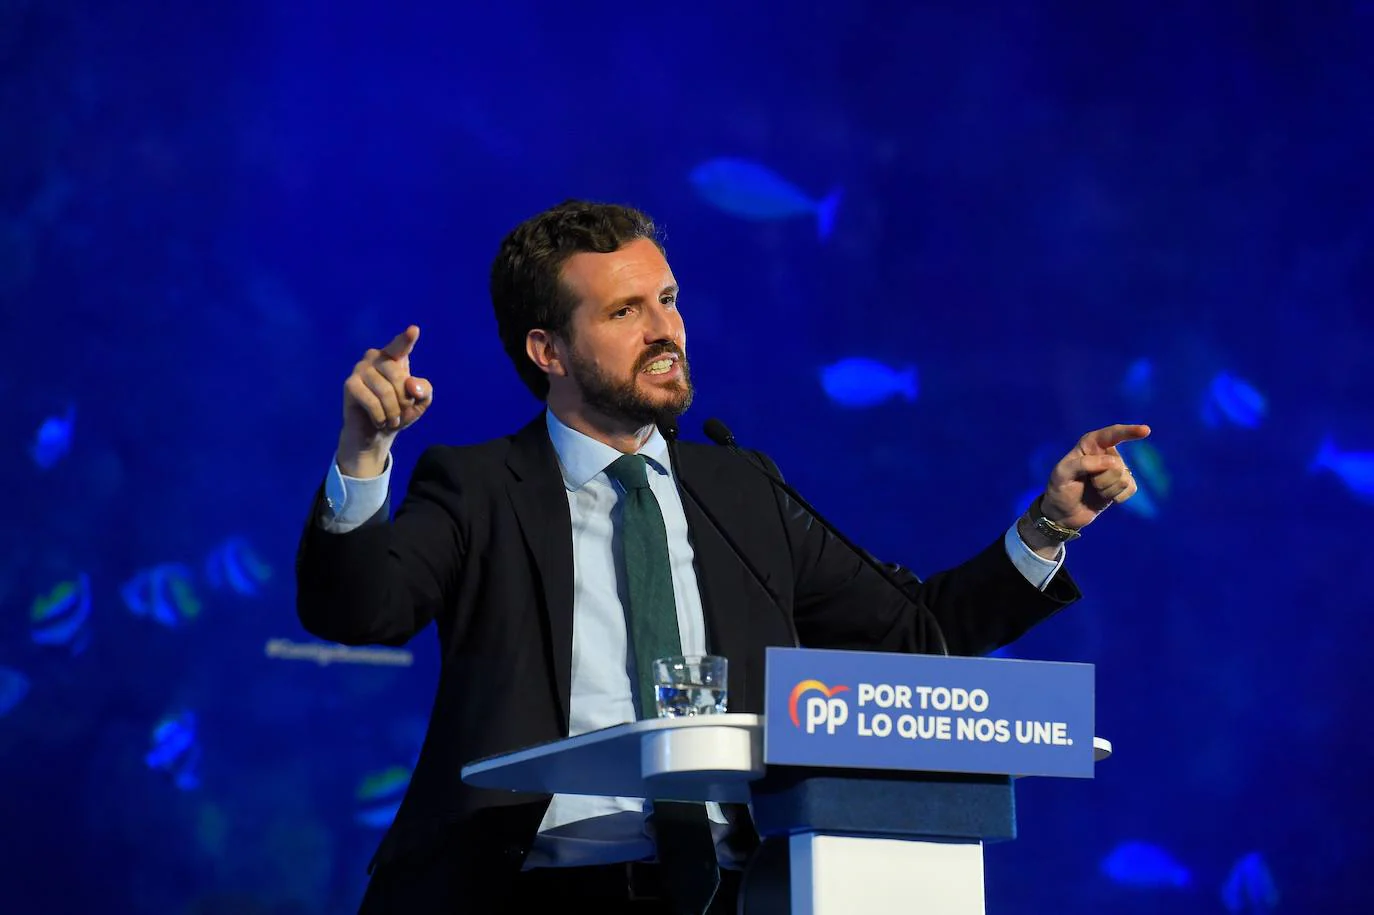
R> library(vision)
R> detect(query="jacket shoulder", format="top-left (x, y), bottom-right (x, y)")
top-left (675, 439), bottom-right (784, 481)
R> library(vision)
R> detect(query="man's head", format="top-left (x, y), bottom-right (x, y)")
top-left (491, 200), bottom-right (692, 429)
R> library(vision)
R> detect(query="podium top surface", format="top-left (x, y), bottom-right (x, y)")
top-left (464, 713), bottom-right (765, 803)
top-left (462, 714), bottom-right (1111, 803)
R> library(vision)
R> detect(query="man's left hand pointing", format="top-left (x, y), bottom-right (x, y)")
top-left (1037, 423), bottom-right (1152, 531)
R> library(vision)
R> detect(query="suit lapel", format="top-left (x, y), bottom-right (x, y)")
top-left (505, 414), bottom-right (575, 730)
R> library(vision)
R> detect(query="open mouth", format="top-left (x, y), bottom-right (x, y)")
top-left (641, 353), bottom-right (680, 376)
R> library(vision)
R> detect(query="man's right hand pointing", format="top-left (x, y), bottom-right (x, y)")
top-left (337, 325), bottom-right (433, 477)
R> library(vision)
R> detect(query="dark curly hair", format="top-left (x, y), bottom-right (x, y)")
top-left (490, 199), bottom-right (664, 400)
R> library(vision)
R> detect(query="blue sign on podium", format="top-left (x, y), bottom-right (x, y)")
top-left (764, 647), bottom-right (1096, 778)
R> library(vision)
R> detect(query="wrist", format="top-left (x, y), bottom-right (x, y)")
top-left (1024, 494), bottom-right (1081, 543)
top-left (1017, 513), bottom-right (1062, 553)
top-left (336, 438), bottom-right (390, 479)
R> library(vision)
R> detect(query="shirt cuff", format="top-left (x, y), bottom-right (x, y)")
top-left (320, 453), bottom-right (392, 533)
top-left (1003, 521), bottom-right (1065, 591)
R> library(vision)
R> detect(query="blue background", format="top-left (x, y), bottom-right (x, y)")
top-left (3, 1), bottom-right (1371, 912)
top-left (763, 648), bottom-right (1096, 778)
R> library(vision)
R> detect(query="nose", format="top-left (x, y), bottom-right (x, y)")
top-left (643, 300), bottom-right (683, 346)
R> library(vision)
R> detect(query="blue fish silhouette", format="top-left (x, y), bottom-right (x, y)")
top-left (30, 573), bottom-right (92, 653)
top-left (121, 563), bottom-right (201, 627)
top-left (1201, 372), bottom-right (1266, 428)
top-left (355, 766), bottom-right (411, 829)
top-left (204, 536), bottom-right (273, 596)
top-left (1119, 357), bottom-right (1154, 403)
top-left (1113, 440), bottom-right (1165, 519)
top-left (1221, 851), bottom-right (1278, 913)
top-left (1131, 441), bottom-right (1171, 497)
top-left (0, 666), bottom-right (30, 717)
top-left (146, 711), bottom-right (201, 791)
top-left (30, 404), bottom-right (75, 469)
top-left (1309, 438), bottom-right (1374, 501)
top-left (1100, 840), bottom-right (1191, 889)
top-left (690, 158), bottom-right (842, 240)
top-left (820, 358), bottom-right (918, 408)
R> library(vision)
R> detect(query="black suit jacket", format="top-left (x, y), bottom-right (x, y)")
top-left (295, 414), bottom-right (1080, 907)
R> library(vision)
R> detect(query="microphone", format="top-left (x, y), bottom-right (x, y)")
top-left (702, 418), bottom-right (950, 656)
top-left (657, 418), bottom-right (801, 648)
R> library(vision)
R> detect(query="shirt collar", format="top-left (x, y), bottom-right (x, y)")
top-left (545, 409), bottom-right (671, 492)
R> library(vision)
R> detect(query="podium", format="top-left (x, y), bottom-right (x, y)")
top-left (462, 649), bottom-right (1108, 914)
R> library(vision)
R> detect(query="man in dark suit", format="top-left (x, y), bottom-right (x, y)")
top-left (295, 200), bottom-right (1148, 914)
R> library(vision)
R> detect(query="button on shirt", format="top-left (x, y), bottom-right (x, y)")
top-left (319, 410), bottom-right (1066, 867)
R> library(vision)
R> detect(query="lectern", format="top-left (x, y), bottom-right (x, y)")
top-left (463, 647), bottom-right (1109, 914)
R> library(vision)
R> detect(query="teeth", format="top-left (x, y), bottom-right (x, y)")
top-left (644, 359), bottom-right (673, 374)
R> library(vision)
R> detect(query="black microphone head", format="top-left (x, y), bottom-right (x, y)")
top-left (703, 418), bottom-right (736, 447)
top-left (656, 417), bottom-right (679, 442)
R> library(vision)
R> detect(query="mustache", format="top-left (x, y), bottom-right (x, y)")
top-left (637, 344), bottom-right (685, 371)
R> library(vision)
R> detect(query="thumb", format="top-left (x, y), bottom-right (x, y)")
top-left (405, 376), bottom-right (431, 403)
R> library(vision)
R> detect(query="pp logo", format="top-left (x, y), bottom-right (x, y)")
top-left (788, 679), bottom-right (850, 734)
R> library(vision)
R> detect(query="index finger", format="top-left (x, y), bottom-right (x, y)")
top-left (380, 325), bottom-right (420, 360)
top-left (1081, 423), bottom-right (1151, 452)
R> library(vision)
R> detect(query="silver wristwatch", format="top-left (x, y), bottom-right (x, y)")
top-left (1027, 495), bottom-right (1081, 542)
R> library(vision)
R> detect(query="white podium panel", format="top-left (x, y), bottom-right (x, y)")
top-left (791, 834), bottom-right (986, 915)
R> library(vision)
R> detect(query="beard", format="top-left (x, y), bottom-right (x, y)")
top-left (566, 342), bottom-right (694, 428)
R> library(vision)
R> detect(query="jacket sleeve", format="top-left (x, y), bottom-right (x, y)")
top-left (294, 445), bottom-right (468, 647)
top-left (762, 451), bottom-right (1080, 657)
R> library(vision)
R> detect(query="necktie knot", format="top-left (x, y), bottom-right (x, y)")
top-left (605, 453), bottom-right (650, 491)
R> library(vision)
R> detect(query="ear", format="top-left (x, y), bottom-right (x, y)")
top-left (525, 329), bottom-right (566, 378)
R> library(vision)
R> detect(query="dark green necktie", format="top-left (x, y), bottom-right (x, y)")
top-left (604, 453), bottom-right (720, 915)
top-left (604, 453), bottom-right (682, 718)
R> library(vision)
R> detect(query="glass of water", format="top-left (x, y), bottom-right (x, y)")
top-left (653, 654), bottom-right (728, 718)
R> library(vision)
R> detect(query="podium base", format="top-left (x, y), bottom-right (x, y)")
top-left (790, 833), bottom-right (985, 915)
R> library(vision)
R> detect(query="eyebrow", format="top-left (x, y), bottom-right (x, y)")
top-left (606, 284), bottom-right (679, 311)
